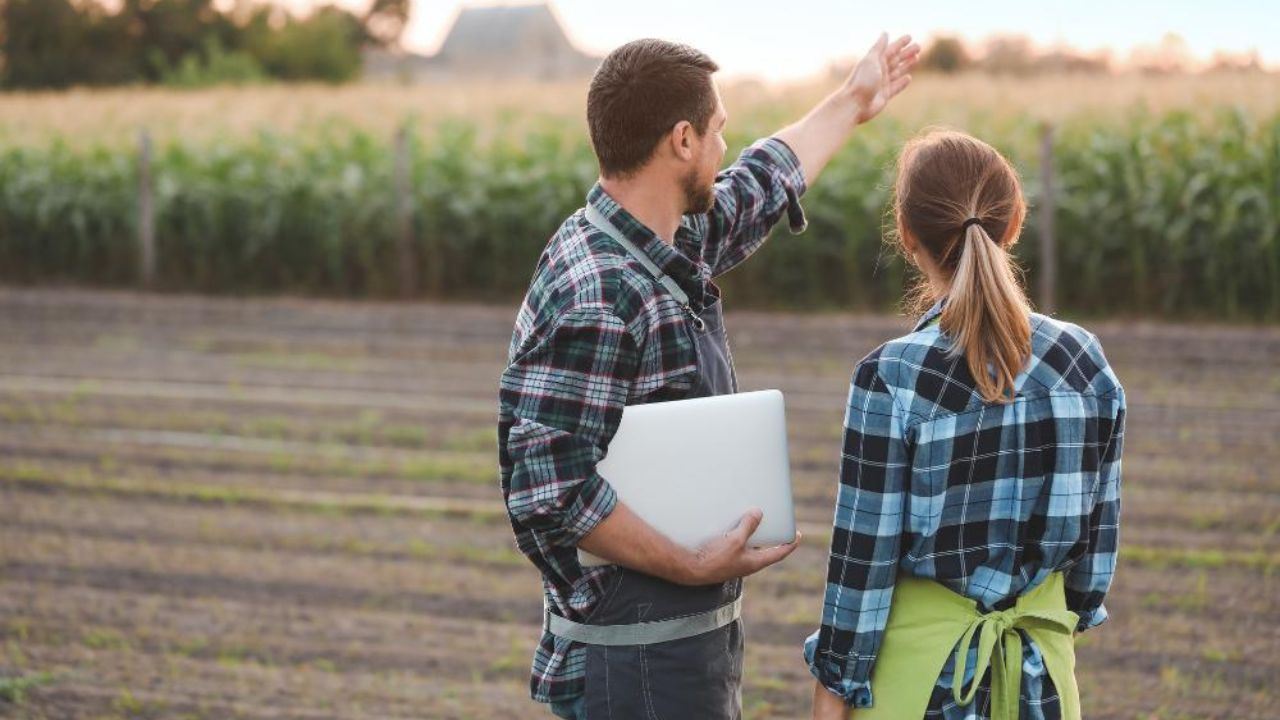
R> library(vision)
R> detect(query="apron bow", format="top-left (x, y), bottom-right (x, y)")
top-left (952, 605), bottom-right (1079, 720)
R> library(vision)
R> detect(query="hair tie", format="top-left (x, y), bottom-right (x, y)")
top-left (961, 217), bottom-right (983, 233)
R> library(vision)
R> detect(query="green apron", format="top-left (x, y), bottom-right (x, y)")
top-left (857, 572), bottom-right (1081, 720)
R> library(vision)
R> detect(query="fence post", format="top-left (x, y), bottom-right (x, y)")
top-left (394, 123), bottom-right (417, 299)
top-left (1038, 123), bottom-right (1056, 315)
top-left (138, 129), bottom-right (155, 289)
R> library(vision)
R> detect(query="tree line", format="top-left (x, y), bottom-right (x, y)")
top-left (917, 33), bottom-right (1268, 75)
top-left (0, 0), bottom-right (410, 89)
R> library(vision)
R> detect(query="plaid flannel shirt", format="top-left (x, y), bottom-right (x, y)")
top-left (498, 137), bottom-right (807, 705)
top-left (805, 298), bottom-right (1126, 718)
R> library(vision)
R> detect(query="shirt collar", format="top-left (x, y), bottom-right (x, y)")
top-left (912, 296), bottom-right (948, 332)
top-left (586, 183), bottom-right (704, 291)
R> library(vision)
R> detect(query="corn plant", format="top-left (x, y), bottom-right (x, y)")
top-left (0, 109), bottom-right (1275, 320)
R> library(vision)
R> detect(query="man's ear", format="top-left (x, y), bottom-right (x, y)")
top-left (668, 120), bottom-right (696, 162)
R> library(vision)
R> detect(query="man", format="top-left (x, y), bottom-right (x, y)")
top-left (499, 33), bottom-right (920, 719)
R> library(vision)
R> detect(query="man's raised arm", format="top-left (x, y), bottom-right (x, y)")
top-left (775, 33), bottom-right (920, 184)
top-left (698, 33), bottom-right (918, 278)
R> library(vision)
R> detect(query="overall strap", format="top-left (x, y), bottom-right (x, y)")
top-left (584, 204), bottom-right (705, 331)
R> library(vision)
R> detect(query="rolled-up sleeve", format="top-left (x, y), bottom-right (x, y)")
top-left (806, 354), bottom-right (912, 708)
top-left (1067, 386), bottom-right (1125, 632)
top-left (499, 304), bottom-right (638, 550)
top-left (695, 136), bottom-right (808, 277)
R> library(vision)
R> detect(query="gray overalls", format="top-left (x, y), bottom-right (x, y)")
top-left (548, 206), bottom-right (745, 719)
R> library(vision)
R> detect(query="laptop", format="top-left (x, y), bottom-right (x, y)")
top-left (578, 389), bottom-right (796, 567)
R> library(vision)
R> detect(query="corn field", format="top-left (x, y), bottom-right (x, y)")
top-left (0, 105), bottom-right (1277, 320)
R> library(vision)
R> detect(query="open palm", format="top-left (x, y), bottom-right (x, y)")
top-left (846, 33), bottom-right (920, 124)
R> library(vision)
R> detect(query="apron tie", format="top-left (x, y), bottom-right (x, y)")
top-left (952, 605), bottom-right (1079, 720)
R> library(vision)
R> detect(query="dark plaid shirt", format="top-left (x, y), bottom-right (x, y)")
top-left (498, 137), bottom-right (807, 704)
top-left (805, 299), bottom-right (1126, 719)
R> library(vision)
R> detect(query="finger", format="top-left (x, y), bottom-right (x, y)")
top-left (869, 31), bottom-right (888, 57)
top-left (893, 44), bottom-right (922, 68)
top-left (890, 57), bottom-right (917, 80)
top-left (752, 531), bottom-right (803, 559)
top-left (887, 74), bottom-right (912, 98)
top-left (886, 34), bottom-right (912, 57)
top-left (889, 48), bottom-right (920, 74)
top-left (746, 537), bottom-right (801, 571)
top-left (730, 508), bottom-right (764, 543)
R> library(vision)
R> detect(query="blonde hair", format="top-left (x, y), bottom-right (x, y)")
top-left (893, 129), bottom-right (1032, 403)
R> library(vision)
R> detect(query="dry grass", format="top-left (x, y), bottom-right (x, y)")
top-left (2, 72), bottom-right (1278, 146)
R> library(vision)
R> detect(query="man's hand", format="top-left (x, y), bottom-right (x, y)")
top-left (844, 33), bottom-right (919, 125)
top-left (774, 32), bottom-right (919, 183)
top-left (579, 503), bottom-right (800, 586)
top-left (677, 508), bottom-right (801, 585)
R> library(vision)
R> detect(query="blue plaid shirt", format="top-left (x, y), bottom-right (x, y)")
top-left (499, 137), bottom-right (807, 705)
top-left (805, 299), bottom-right (1125, 719)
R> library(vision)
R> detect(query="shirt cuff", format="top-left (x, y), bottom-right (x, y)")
top-left (803, 630), bottom-right (874, 708)
top-left (560, 471), bottom-right (619, 547)
top-left (1075, 601), bottom-right (1109, 633)
top-left (745, 136), bottom-right (808, 234)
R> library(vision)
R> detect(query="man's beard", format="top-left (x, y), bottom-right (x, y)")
top-left (681, 167), bottom-right (715, 214)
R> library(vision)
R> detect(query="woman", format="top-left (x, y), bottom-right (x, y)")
top-left (807, 130), bottom-right (1125, 720)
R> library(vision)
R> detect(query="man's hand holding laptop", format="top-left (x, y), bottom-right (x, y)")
top-left (580, 503), bottom-right (800, 586)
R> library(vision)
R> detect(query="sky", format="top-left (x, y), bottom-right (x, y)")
top-left (274, 0), bottom-right (1280, 81)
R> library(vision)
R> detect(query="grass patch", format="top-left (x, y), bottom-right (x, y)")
top-left (231, 352), bottom-right (361, 372)
top-left (1149, 570), bottom-right (1212, 612)
top-left (1200, 645), bottom-right (1244, 663)
top-left (0, 399), bottom-right (490, 470)
top-left (93, 334), bottom-right (141, 352)
top-left (399, 455), bottom-right (494, 485)
top-left (3, 617), bottom-right (31, 643)
top-left (743, 698), bottom-right (780, 720)
top-left (4, 640), bottom-right (27, 669)
top-left (1189, 509), bottom-right (1229, 531)
top-left (1122, 545), bottom-right (1280, 574)
top-left (444, 427), bottom-right (497, 453)
top-left (407, 539), bottom-right (524, 567)
top-left (0, 671), bottom-right (56, 705)
top-left (215, 642), bottom-right (263, 668)
top-left (747, 674), bottom-right (792, 693)
top-left (82, 627), bottom-right (130, 650)
top-left (381, 423), bottom-right (428, 448)
top-left (173, 635), bottom-right (210, 657)
top-left (330, 413), bottom-right (434, 450)
top-left (487, 637), bottom-right (530, 674)
top-left (112, 687), bottom-right (168, 717)
top-left (0, 462), bottom-right (505, 523)
top-left (244, 415), bottom-right (291, 440)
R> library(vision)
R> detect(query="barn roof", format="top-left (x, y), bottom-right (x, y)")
top-left (437, 3), bottom-right (581, 59)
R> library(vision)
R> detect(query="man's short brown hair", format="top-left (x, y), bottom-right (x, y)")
top-left (587, 39), bottom-right (720, 178)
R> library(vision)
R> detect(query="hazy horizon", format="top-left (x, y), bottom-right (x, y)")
top-left (256, 0), bottom-right (1280, 81)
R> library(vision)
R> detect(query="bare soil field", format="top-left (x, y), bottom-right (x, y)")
top-left (0, 288), bottom-right (1277, 719)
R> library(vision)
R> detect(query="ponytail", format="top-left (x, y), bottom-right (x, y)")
top-left (941, 221), bottom-right (1031, 403)
top-left (893, 130), bottom-right (1033, 404)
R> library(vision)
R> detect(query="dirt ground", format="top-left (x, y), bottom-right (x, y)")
top-left (0, 288), bottom-right (1276, 719)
